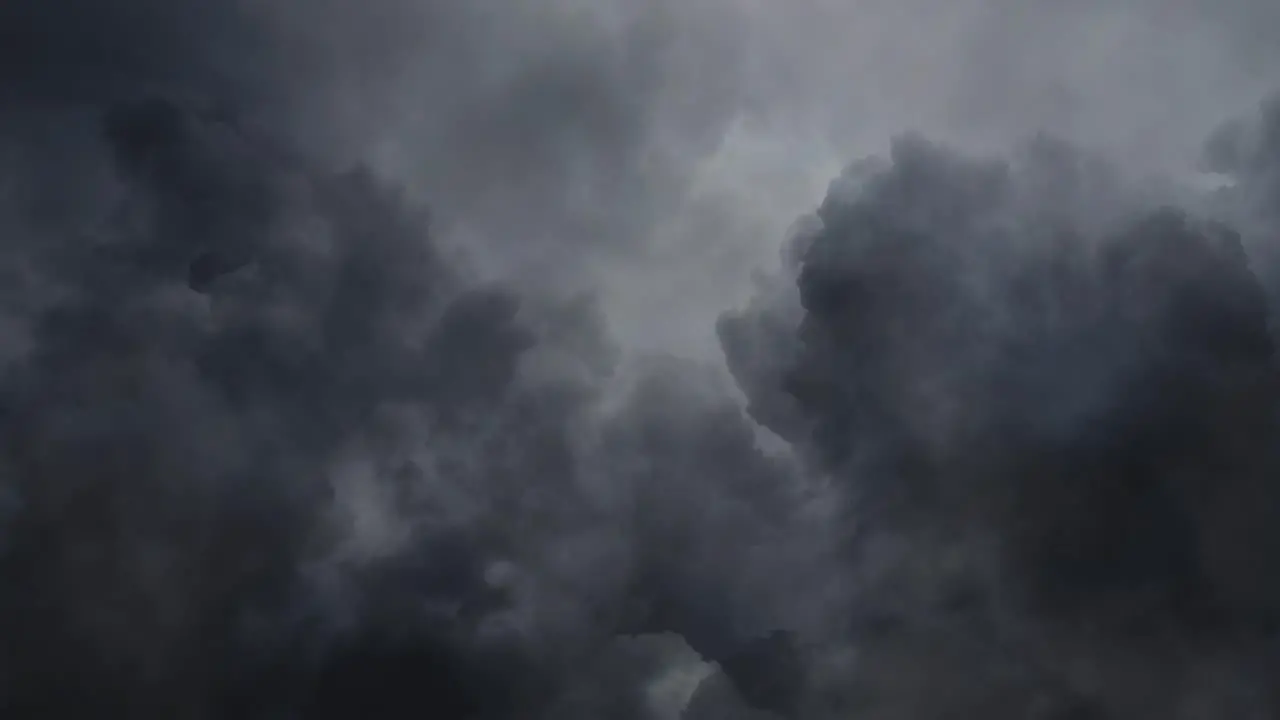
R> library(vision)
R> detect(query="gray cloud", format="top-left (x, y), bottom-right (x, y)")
top-left (3, 0), bottom-right (1280, 718)
top-left (722, 118), bottom-right (1280, 717)
top-left (0, 3), bottom-right (819, 717)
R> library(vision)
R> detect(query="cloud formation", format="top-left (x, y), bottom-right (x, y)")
top-left (722, 118), bottom-right (1280, 718)
top-left (3, 1), bottom-right (1280, 719)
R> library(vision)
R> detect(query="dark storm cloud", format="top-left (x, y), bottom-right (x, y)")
top-left (0, 3), bottom-right (817, 718)
top-left (8, 0), bottom-right (1280, 719)
top-left (0, 0), bottom-right (750, 283)
top-left (721, 115), bottom-right (1280, 717)
top-left (0, 1), bottom-right (269, 106)
top-left (0, 93), bottom-right (541, 716)
top-left (217, 0), bottom-right (753, 295)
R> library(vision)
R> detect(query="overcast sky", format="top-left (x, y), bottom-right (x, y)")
top-left (241, 0), bottom-right (1278, 359)
top-left (3, 2), bottom-right (1279, 716)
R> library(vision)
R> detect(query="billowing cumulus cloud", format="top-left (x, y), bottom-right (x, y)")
top-left (3, 1), bottom-right (1280, 719)
top-left (0, 2), bottom-right (815, 717)
top-left (722, 115), bottom-right (1280, 718)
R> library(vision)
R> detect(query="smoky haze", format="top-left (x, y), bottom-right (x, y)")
top-left (1, 1), bottom-right (1279, 719)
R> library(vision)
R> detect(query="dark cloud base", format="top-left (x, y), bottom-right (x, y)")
top-left (3, 2), bottom-right (1280, 719)
top-left (0, 92), bottom-right (801, 720)
top-left (722, 124), bottom-right (1280, 718)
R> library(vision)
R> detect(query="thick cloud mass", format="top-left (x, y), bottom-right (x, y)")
top-left (0, 7), bottom-right (803, 716)
top-left (0, 99), bottom-right (823, 718)
top-left (723, 123), bottom-right (1280, 717)
top-left (4, 1), bottom-right (1280, 719)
